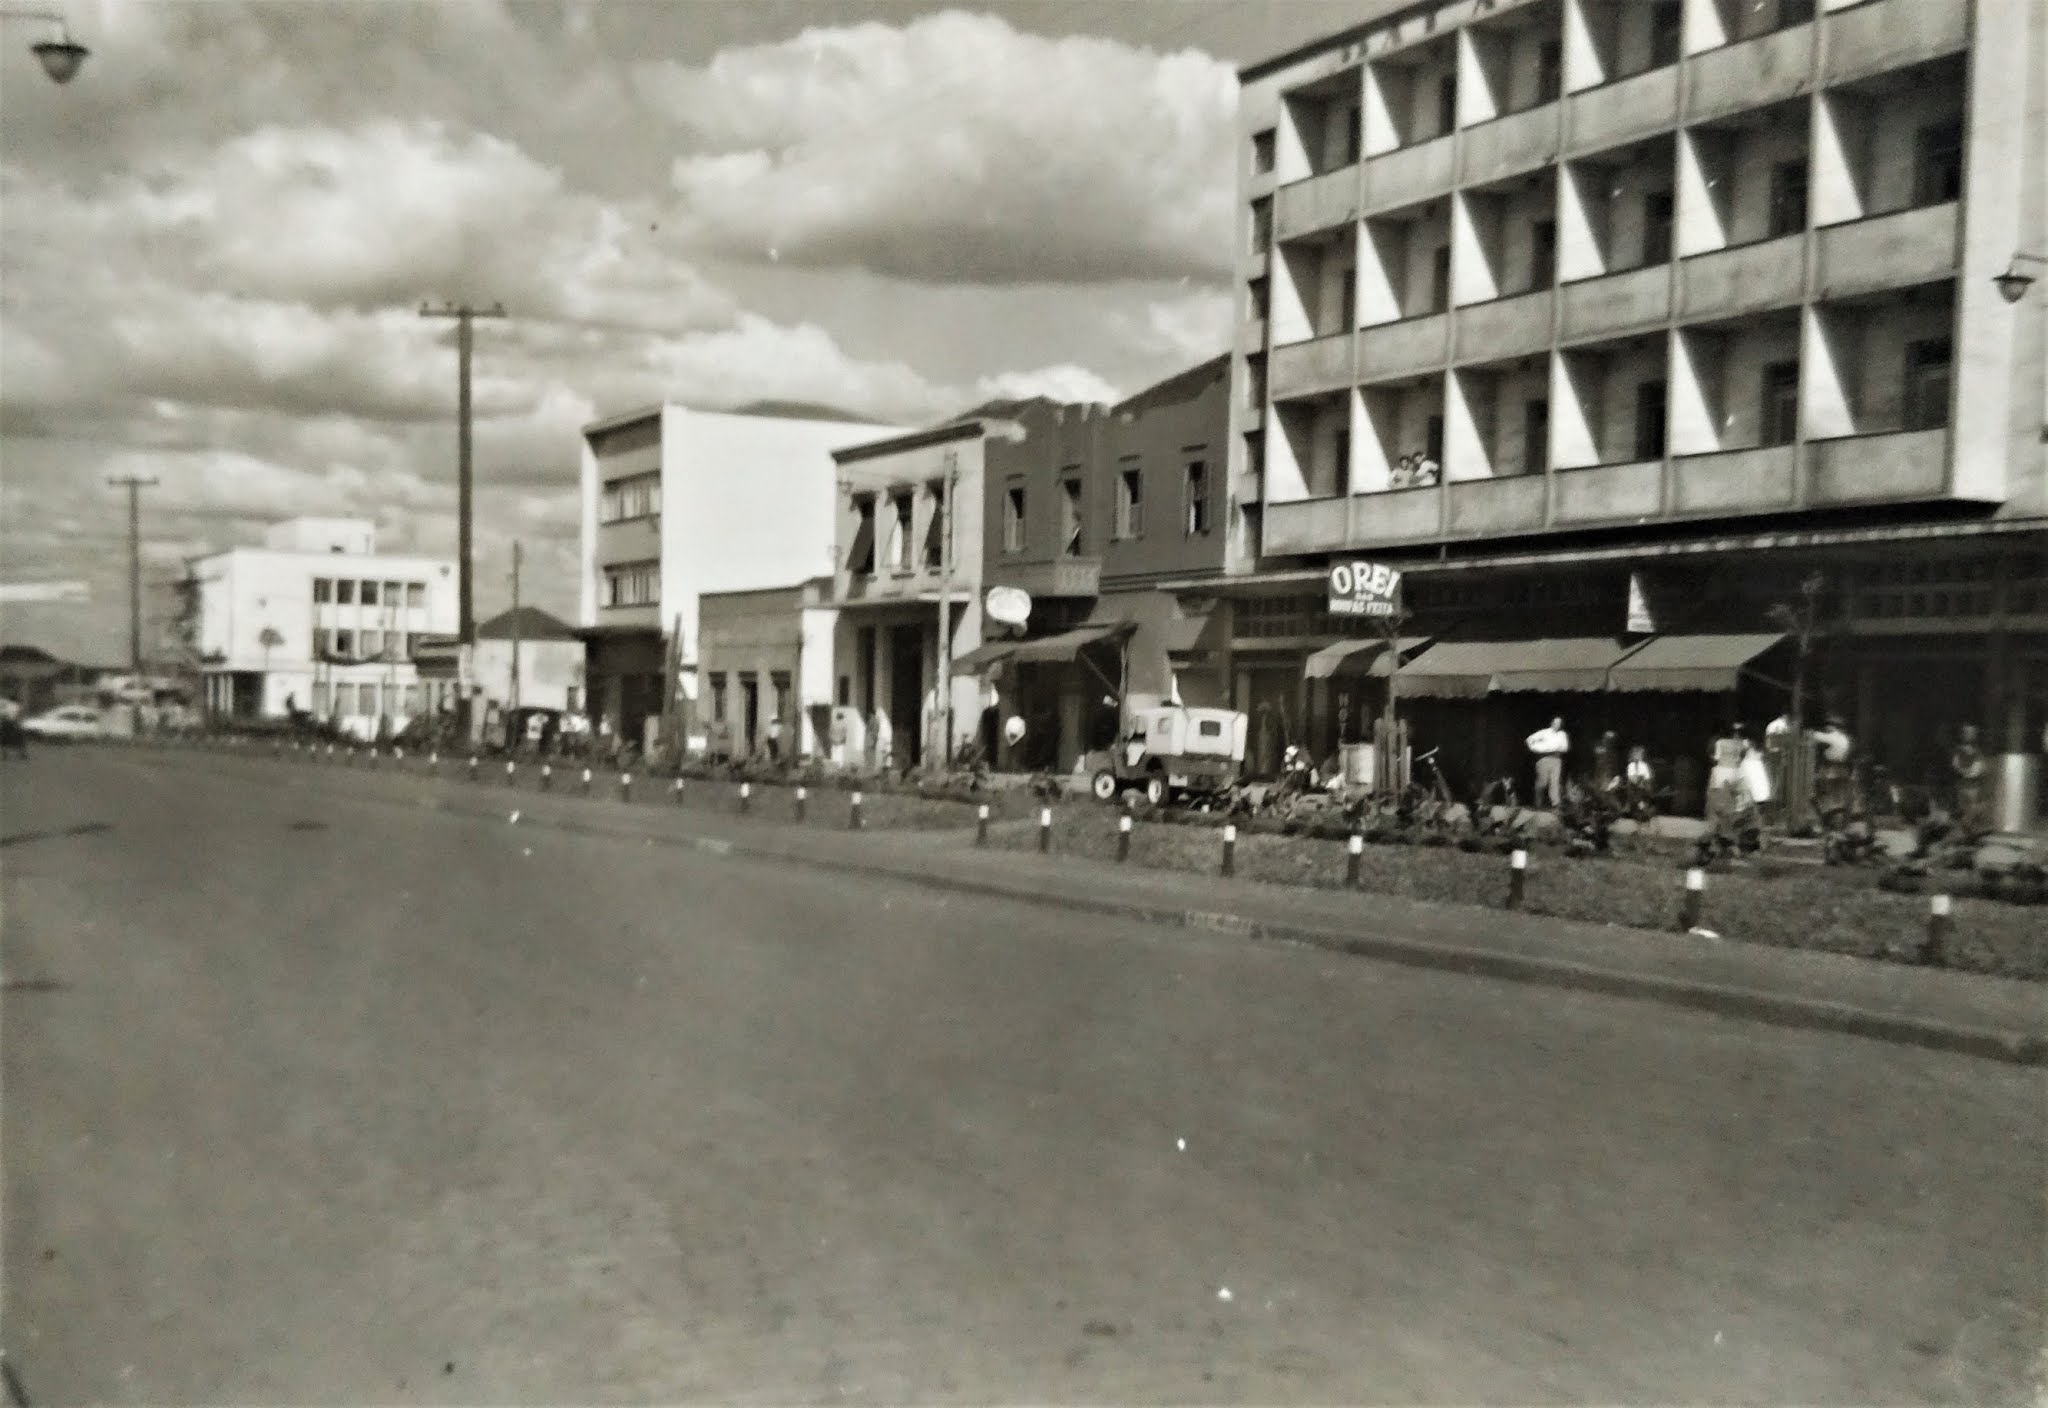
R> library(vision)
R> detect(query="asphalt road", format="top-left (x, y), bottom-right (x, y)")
top-left (3, 749), bottom-right (2044, 1405)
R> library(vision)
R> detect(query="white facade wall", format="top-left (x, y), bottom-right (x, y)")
top-left (472, 638), bottom-right (586, 713)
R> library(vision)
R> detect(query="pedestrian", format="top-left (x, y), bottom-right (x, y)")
top-left (1526, 716), bottom-right (1570, 809)
top-left (1763, 710), bottom-right (1792, 808)
top-left (764, 714), bottom-right (784, 765)
top-left (1810, 714), bottom-right (1853, 818)
top-left (1951, 723), bottom-right (1988, 833)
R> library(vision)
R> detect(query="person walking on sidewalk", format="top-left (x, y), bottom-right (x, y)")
top-left (1526, 717), bottom-right (1570, 809)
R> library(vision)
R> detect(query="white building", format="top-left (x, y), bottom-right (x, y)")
top-left (194, 517), bottom-right (458, 737)
top-left (473, 606), bottom-right (586, 715)
top-left (577, 403), bottom-right (908, 751)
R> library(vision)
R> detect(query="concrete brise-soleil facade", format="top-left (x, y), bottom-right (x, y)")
top-left (1225, 0), bottom-right (2048, 813)
top-left (192, 517), bottom-right (459, 738)
top-left (577, 403), bottom-right (909, 752)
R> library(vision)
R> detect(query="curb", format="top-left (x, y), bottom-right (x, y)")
top-left (110, 745), bottom-right (2048, 1068)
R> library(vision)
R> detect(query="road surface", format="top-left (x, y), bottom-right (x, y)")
top-left (3, 749), bottom-right (2043, 1404)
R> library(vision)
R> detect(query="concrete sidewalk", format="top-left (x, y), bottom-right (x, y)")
top-left (109, 741), bottom-right (2048, 1065)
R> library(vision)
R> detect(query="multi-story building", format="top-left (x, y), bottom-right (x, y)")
top-left (192, 517), bottom-right (458, 737)
top-left (962, 358), bottom-right (1237, 771)
top-left (824, 406), bottom-right (1025, 771)
top-left (1230, 0), bottom-right (2046, 815)
top-left (576, 404), bottom-right (905, 750)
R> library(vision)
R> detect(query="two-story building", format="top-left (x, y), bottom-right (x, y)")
top-left (824, 406), bottom-right (1027, 772)
top-left (1228, 0), bottom-right (2047, 816)
top-left (192, 516), bottom-right (459, 737)
top-left (958, 359), bottom-right (1241, 773)
top-left (577, 403), bottom-right (905, 752)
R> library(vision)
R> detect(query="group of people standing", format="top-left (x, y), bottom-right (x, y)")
top-left (1387, 453), bottom-right (1441, 490)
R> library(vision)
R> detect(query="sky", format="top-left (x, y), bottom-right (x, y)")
top-left (0, 0), bottom-right (1375, 663)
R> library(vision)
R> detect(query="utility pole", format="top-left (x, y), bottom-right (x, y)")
top-left (108, 474), bottom-right (157, 674)
top-left (419, 300), bottom-right (505, 736)
top-left (934, 449), bottom-right (958, 774)
top-left (509, 541), bottom-right (523, 714)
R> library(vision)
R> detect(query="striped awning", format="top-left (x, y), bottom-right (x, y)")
top-left (1606, 633), bottom-right (1786, 693)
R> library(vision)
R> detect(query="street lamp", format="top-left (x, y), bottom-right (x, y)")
top-left (1, 9), bottom-right (89, 82)
top-left (1992, 252), bottom-right (2046, 305)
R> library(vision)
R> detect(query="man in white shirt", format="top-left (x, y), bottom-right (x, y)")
top-left (1526, 717), bottom-right (1570, 808)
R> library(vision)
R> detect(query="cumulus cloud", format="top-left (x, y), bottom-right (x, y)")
top-left (650, 10), bottom-right (1236, 284)
top-left (971, 364), bottom-right (1123, 407)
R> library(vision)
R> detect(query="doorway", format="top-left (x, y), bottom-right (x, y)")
top-left (889, 624), bottom-right (924, 769)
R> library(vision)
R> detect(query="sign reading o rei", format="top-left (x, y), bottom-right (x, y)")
top-left (1328, 560), bottom-right (1402, 617)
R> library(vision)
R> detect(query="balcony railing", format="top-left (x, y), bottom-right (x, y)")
top-left (1688, 21), bottom-right (1815, 124)
top-left (1460, 102), bottom-right (1559, 186)
top-left (1677, 233), bottom-right (1806, 320)
top-left (1563, 64), bottom-right (1680, 157)
top-left (1552, 459), bottom-right (1664, 524)
top-left (1454, 288), bottom-right (1555, 363)
top-left (1827, 0), bottom-right (1966, 85)
top-left (1275, 167), bottom-right (1361, 242)
top-left (1806, 427), bottom-right (1950, 506)
top-left (1669, 444), bottom-right (1799, 515)
top-left (1269, 331), bottom-right (1356, 400)
top-left (1356, 312), bottom-right (1450, 381)
top-left (1814, 202), bottom-right (1959, 299)
top-left (1559, 263), bottom-right (1671, 341)
top-left (1446, 474), bottom-right (1546, 537)
top-left (1359, 134), bottom-right (1458, 217)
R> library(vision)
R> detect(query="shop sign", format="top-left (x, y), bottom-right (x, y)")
top-left (1327, 560), bottom-right (1403, 618)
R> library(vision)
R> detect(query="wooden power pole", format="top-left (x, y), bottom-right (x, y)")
top-left (108, 474), bottom-right (157, 673)
top-left (419, 300), bottom-right (505, 736)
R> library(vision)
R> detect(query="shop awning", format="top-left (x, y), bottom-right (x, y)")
top-left (951, 622), bottom-right (1131, 674)
top-left (1304, 636), bottom-right (1430, 680)
top-left (1164, 609), bottom-right (1223, 657)
top-left (1395, 638), bottom-right (1637, 698)
top-left (1606, 633), bottom-right (1786, 693)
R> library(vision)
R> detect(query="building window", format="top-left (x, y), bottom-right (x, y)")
top-left (848, 496), bottom-right (877, 574)
top-left (336, 579), bottom-right (356, 606)
top-left (361, 580), bottom-right (378, 607)
top-left (360, 630), bottom-right (382, 659)
top-left (1059, 477), bottom-right (1084, 558)
top-left (1003, 483), bottom-right (1026, 553)
top-left (1523, 400), bottom-right (1550, 475)
top-left (312, 578), bottom-right (332, 604)
top-left (1904, 339), bottom-right (1952, 431)
top-left (1529, 220), bottom-right (1557, 289)
top-left (391, 632), bottom-right (409, 661)
top-left (565, 685), bottom-right (581, 713)
top-left (1536, 41), bottom-right (1562, 105)
top-left (1768, 160), bottom-right (1808, 237)
top-left (334, 629), bottom-right (355, 658)
top-left (1252, 127), bottom-right (1275, 175)
top-left (1643, 191), bottom-right (1675, 265)
top-left (1761, 361), bottom-right (1800, 446)
top-left (1634, 380), bottom-right (1668, 461)
top-left (402, 683), bottom-right (421, 716)
top-left (890, 491), bottom-right (915, 573)
top-left (1250, 197), bottom-right (1272, 255)
top-left (1248, 276), bottom-right (1269, 322)
top-left (1116, 467), bottom-right (1144, 539)
top-left (1184, 461), bottom-right (1211, 536)
top-left (708, 672), bottom-right (727, 722)
top-left (1649, 1), bottom-right (1683, 68)
top-left (923, 481), bottom-right (946, 571)
top-left (602, 559), bottom-right (659, 608)
top-left (600, 471), bottom-right (661, 523)
top-left (312, 680), bottom-right (330, 715)
top-left (406, 582), bottom-right (425, 608)
top-left (1914, 121), bottom-right (1963, 207)
top-left (836, 676), bottom-right (850, 708)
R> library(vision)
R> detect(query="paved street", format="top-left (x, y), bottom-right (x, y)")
top-left (3, 750), bottom-right (2044, 1405)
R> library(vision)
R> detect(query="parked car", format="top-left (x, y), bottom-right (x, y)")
top-left (22, 704), bottom-right (106, 742)
top-left (1090, 704), bottom-right (1249, 807)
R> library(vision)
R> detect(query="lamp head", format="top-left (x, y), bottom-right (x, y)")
top-left (31, 36), bottom-right (88, 83)
top-left (1994, 267), bottom-right (2036, 305)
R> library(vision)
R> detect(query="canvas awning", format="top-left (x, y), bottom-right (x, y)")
top-left (1396, 638), bottom-right (1636, 698)
top-left (1606, 633), bottom-right (1786, 693)
top-left (951, 622), bottom-right (1131, 674)
top-left (1303, 635), bottom-right (1430, 680)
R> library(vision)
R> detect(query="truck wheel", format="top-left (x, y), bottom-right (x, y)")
top-left (1090, 770), bottom-right (1119, 803)
top-left (1143, 775), bottom-right (1166, 807)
